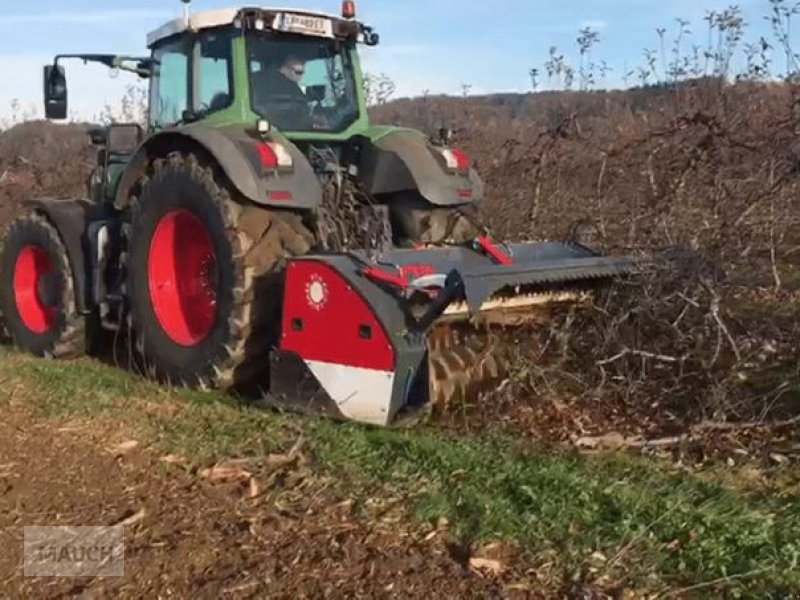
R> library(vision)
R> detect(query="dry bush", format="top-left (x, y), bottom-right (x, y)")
top-left (374, 79), bottom-right (800, 431)
top-left (509, 247), bottom-right (798, 434)
top-left (0, 83), bottom-right (147, 226)
top-left (0, 121), bottom-right (94, 223)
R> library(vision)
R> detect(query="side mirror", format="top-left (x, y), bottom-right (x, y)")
top-left (306, 85), bottom-right (326, 103)
top-left (88, 127), bottom-right (107, 146)
top-left (362, 26), bottom-right (380, 46)
top-left (43, 64), bottom-right (67, 120)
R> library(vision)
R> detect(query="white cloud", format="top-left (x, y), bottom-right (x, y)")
top-left (0, 10), bottom-right (172, 26)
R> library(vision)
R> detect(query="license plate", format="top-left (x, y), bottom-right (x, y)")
top-left (272, 13), bottom-right (334, 38)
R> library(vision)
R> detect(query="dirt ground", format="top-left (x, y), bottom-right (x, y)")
top-left (0, 403), bottom-right (522, 599)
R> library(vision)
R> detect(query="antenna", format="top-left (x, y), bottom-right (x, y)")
top-left (181, 0), bottom-right (191, 26)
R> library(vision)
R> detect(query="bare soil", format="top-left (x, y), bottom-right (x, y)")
top-left (0, 403), bottom-right (518, 599)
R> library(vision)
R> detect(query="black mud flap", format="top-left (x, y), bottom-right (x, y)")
top-left (265, 350), bottom-right (349, 422)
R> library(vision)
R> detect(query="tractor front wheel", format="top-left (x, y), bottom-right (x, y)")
top-left (127, 151), bottom-right (314, 391)
top-left (0, 212), bottom-right (86, 358)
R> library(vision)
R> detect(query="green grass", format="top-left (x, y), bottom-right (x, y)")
top-left (2, 347), bottom-right (799, 596)
top-left (11, 352), bottom-right (293, 460)
top-left (782, 266), bottom-right (800, 289)
top-left (309, 423), bottom-right (800, 595)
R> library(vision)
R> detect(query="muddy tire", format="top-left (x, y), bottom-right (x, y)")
top-left (388, 193), bottom-right (482, 246)
top-left (127, 151), bottom-right (314, 391)
top-left (0, 212), bottom-right (86, 359)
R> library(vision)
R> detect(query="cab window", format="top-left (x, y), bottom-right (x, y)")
top-left (197, 30), bottom-right (234, 113)
top-left (149, 37), bottom-right (191, 129)
top-left (149, 30), bottom-right (234, 129)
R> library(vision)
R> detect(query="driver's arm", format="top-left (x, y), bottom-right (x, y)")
top-left (253, 74), bottom-right (313, 130)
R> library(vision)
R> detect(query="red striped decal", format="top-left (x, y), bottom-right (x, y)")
top-left (477, 236), bottom-right (513, 266)
top-left (268, 190), bottom-right (293, 202)
top-left (362, 264), bottom-right (438, 290)
top-left (399, 264), bottom-right (436, 281)
top-left (280, 261), bottom-right (395, 372)
top-left (361, 266), bottom-right (408, 289)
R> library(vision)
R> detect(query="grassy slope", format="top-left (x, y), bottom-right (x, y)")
top-left (2, 347), bottom-right (798, 596)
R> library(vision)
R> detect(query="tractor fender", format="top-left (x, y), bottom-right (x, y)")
top-left (21, 198), bottom-right (93, 313)
top-left (359, 128), bottom-right (485, 206)
top-left (115, 126), bottom-right (322, 210)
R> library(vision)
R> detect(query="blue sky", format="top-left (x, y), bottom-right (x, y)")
top-left (0, 0), bottom-right (795, 121)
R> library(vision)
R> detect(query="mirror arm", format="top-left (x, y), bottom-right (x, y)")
top-left (54, 54), bottom-right (117, 69)
top-left (52, 54), bottom-right (155, 77)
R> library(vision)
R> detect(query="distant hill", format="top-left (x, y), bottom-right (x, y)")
top-left (370, 76), bottom-right (747, 130)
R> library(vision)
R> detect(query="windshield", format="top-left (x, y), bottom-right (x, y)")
top-left (247, 33), bottom-right (360, 133)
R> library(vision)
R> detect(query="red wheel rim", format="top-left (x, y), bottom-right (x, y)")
top-left (148, 209), bottom-right (217, 346)
top-left (13, 245), bottom-right (56, 334)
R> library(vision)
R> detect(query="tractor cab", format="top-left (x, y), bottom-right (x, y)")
top-left (145, 5), bottom-right (378, 138)
top-left (44, 5), bottom-right (378, 140)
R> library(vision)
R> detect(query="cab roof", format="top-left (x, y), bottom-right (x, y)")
top-left (146, 6), bottom-right (349, 48)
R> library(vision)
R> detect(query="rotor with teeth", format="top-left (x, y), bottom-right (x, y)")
top-left (425, 288), bottom-right (584, 415)
top-left (440, 290), bottom-right (587, 323)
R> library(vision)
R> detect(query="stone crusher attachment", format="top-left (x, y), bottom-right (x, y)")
top-left (268, 238), bottom-right (636, 427)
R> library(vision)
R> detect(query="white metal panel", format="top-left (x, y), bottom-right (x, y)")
top-left (306, 360), bottom-right (395, 427)
top-left (147, 9), bottom-right (239, 47)
top-left (147, 7), bottom-right (346, 47)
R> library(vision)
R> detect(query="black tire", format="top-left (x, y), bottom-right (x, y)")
top-left (0, 212), bottom-right (86, 359)
top-left (388, 193), bottom-right (483, 246)
top-left (127, 151), bottom-right (314, 391)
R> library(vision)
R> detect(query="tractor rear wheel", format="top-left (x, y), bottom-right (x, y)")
top-left (0, 212), bottom-right (86, 359)
top-left (127, 151), bottom-right (314, 391)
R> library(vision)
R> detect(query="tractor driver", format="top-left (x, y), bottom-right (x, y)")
top-left (253, 53), bottom-right (317, 130)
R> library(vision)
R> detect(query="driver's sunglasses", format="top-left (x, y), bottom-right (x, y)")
top-left (293, 67), bottom-right (305, 76)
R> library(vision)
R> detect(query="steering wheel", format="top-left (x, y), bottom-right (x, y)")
top-left (313, 93), bottom-right (356, 129)
top-left (256, 93), bottom-right (315, 128)
top-left (208, 92), bottom-right (230, 112)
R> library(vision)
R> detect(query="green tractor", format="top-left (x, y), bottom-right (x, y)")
top-left (0, 3), bottom-right (634, 426)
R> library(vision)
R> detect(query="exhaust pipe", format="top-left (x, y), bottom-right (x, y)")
top-left (180, 0), bottom-right (191, 27)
